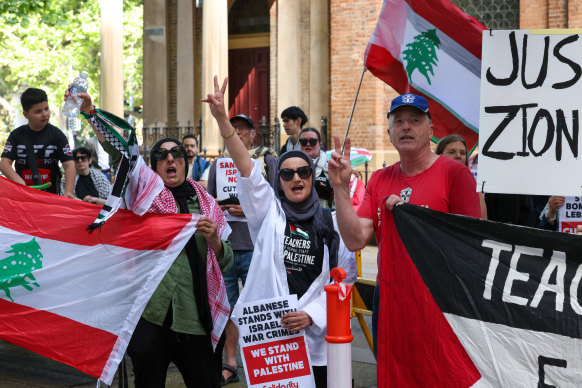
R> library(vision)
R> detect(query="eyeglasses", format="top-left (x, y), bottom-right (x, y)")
top-left (279, 166), bottom-right (312, 181)
top-left (74, 155), bottom-right (89, 162)
top-left (299, 138), bottom-right (318, 147)
top-left (153, 146), bottom-right (186, 161)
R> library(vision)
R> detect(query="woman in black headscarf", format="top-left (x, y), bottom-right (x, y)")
top-left (203, 77), bottom-right (356, 388)
top-left (77, 91), bottom-right (234, 388)
top-left (128, 137), bottom-right (233, 388)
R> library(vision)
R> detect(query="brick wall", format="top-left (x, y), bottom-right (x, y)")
top-left (330, 0), bottom-right (398, 168)
top-left (520, 0), bottom-right (548, 29)
top-left (548, 0), bottom-right (567, 28)
top-left (568, 1), bottom-right (582, 27)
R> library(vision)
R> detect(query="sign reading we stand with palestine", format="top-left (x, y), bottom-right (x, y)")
top-left (233, 295), bottom-right (315, 388)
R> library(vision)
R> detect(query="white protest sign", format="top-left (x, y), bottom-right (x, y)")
top-left (216, 157), bottom-right (265, 222)
top-left (559, 196), bottom-right (582, 233)
top-left (216, 158), bottom-right (238, 201)
top-left (233, 295), bottom-right (315, 388)
top-left (215, 157), bottom-right (246, 222)
top-left (479, 30), bottom-right (582, 196)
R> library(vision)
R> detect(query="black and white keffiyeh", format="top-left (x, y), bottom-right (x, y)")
top-left (81, 109), bottom-right (141, 231)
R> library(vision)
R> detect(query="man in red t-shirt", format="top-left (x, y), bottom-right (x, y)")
top-left (328, 93), bottom-right (480, 386)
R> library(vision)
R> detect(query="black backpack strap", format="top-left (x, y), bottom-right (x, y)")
top-left (22, 134), bottom-right (42, 185)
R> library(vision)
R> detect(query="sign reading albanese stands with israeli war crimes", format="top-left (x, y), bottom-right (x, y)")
top-left (479, 30), bottom-right (582, 196)
top-left (233, 295), bottom-right (314, 388)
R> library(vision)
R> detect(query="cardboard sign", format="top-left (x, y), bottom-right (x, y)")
top-left (215, 158), bottom-right (245, 222)
top-left (216, 158), bottom-right (265, 222)
top-left (233, 296), bottom-right (314, 388)
top-left (216, 158), bottom-right (238, 201)
top-left (559, 197), bottom-right (582, 234)
top-left (479, 30), bottom-right (582, 196)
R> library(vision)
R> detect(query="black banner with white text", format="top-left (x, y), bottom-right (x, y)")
top-left (391, 203), bottom-right (582, 387)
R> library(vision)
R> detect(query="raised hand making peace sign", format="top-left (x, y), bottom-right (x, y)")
top-left (328, 135), bottom-right (354, 192)
top-left (202, 75), bottom-right (254, 178)
top-left (202, 75), bottom-right (229, 124)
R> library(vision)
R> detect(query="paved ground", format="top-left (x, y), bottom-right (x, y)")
top-left (0, 246), bottom-right (378, 388)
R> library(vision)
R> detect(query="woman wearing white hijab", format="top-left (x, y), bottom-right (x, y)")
top-left (203, 76), bottom-right (356, 388)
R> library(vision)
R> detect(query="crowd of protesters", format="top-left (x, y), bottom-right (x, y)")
top-left (1, 84), bottom-right (571, 388)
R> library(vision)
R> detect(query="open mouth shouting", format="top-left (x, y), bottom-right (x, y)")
top-left (292, 183), bottom-right (304, 194)
top-left (155, 141), bottom-right (186, 188)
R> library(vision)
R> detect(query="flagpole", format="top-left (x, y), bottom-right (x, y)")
top-left (341, 67), bottom-right (367, 154)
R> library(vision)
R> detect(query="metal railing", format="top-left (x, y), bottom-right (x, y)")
top-left (141, 118), bottom-right (202, 166)
top-left (138, 115), bottom-right (382, 187)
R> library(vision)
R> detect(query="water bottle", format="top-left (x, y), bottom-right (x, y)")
top-left (62, 71), bottom-right (89, 118)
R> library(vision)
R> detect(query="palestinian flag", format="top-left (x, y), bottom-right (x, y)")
top-left (384, 203), bottom-right (582, 387)
top-left (364, 0), bottom-right (485, 151)
top-left (0, 177), bottom-right (198, 384)
top-left (290, 224), bottom-right (309, 240)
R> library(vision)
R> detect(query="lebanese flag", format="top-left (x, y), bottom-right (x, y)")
top-left (364, 0), bottom-right (486, 150)
top-left (0, 177), bottom-right (199, 384)
top-left (385, 203), bottom-right (582, 387)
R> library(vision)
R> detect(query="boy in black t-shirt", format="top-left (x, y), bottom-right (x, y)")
top-left (0, 88), bottom-right (75, 196)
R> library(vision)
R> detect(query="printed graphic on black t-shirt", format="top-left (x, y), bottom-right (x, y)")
top-left (283, 221), bottom-right (324, 299)
top-left (1, 124), bottom-right (73, 193)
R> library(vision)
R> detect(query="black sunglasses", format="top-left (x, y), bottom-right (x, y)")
top-left (153, 146), bottom-right (186, 161)
top-left (299, 138), bottom-right (318, 147)
top-left (74, 155), bottom-right (89, 161)
top-left (279, 166), bottom-right (312, 181)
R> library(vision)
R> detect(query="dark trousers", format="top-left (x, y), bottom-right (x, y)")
top-left (313, 365), bottom-right (327, 388)
top-left (127, 318), bottom-right (223, 388)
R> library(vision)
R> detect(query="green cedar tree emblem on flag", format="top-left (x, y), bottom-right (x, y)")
top-left (402, 29), bottom-right (441, 85)
top-left (0, 238), bottom-right (43, 301)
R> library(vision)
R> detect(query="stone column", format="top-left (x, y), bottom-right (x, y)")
top-left (277, 0), bottom-right (300, 139)
top-left (202, 0), bottom-right (229, 155)
top-left (143, 0), bottom-right (168, 126)
top-left (176, 0), bottom-right (195, 128)
top-left (309, 0), bottom-right (329, 144)
top-left (100, 0), bottom-right (124, 117)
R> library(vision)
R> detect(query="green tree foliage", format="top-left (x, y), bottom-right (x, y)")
top-left (402, 29), bottom-right (441, 85)
top-left (0, 0), bottom-right (143, 143)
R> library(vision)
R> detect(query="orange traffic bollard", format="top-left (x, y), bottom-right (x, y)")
top-left (325, 267), bottom-right (353, 387)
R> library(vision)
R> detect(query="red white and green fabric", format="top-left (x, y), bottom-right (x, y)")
top-left (84, 109), bottom-right (231, 349)
top-left (0, 177), bottom-right (202, 384)
top-left (325, 147), bottom-right (372, 167)
top-left (364, 0), bottom-right (486, 151)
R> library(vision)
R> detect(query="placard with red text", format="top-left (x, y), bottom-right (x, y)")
top-left (215, 157), bottom-right (245, 222)
top-left (233, 295), bottom-right (315, 388)
top-left (559, 196), bottom-right (582, 234)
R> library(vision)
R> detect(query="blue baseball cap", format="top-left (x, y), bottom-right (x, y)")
top-left (230, 114), bottom-right (255, 130)
top-left (388, 93), bottom-right (430, 118)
